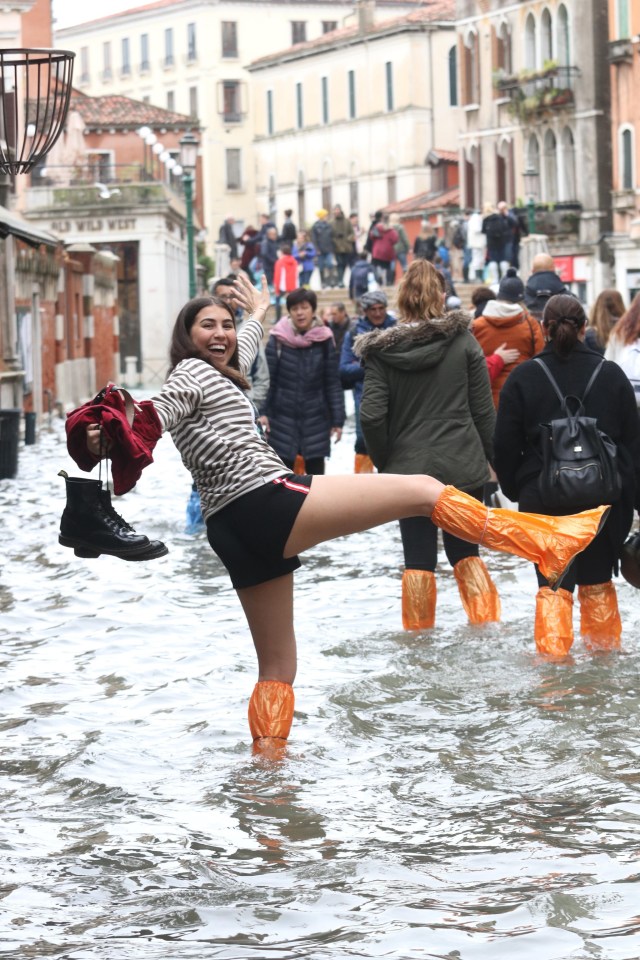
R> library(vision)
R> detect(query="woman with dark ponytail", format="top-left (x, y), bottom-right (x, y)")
top-left (494, 294), bottom-right (640, 656)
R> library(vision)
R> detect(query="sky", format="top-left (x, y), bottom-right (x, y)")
top-left (52, 0), bottom-right (139, 30)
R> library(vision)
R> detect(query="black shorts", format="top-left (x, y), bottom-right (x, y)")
top-left (206, 474), bottom-right (313, 589)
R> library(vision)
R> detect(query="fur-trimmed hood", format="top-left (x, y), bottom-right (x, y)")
top-left (354, 310), bottom-right (472, 372)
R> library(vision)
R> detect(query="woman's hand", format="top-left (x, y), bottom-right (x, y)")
top-left (494, 342), bottom-right (519, 365)
top-left (87, 424), bottom-right (110, 458)
top-left (232, 271), bottom-right (271, 320)
top-left (331, 427), bottom-right (343, 444)
top-left (258, 415), bottom-right (270, 435)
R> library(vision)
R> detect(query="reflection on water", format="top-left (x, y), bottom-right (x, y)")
top-left (1, 419), bottom-right (640, 959)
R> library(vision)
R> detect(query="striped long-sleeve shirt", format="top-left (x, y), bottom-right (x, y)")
top-left (151, 316), bottom-right (287, 519)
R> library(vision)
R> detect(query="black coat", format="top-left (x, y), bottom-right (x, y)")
top-left (494, 341), bottom-right (640, 556)
top-left (262, 333), bottom-right (346, 463)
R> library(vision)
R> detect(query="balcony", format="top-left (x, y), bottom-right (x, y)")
top-left (513, 201), bottom-right (582, 237)
top-left (24, 163), bottom-right (187, 214)
top-left (494, 63), bottom-right (579, 123)
top-left (612, 189), bottom-right (637, 211)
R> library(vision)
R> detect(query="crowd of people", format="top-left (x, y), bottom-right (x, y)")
top-left (62, 202), bottom-right (640, 751)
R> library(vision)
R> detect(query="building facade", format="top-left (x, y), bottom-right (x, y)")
top-left (608, 0), bottom-right (640, 303)
top-left (54, 0), bottom-right (423, 251)
top-left (455, 0), bottom-right (612, 301)
top-left (248, 2), bottom-right (458, 227)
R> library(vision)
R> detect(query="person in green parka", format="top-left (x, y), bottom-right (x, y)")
top-left (357, 258), bottom-right (499, 631)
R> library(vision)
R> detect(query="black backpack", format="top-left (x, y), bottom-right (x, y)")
top-left (535, 359), bottom-right (621, 511)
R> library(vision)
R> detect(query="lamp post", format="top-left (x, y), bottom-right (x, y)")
top-left (180, 131), bottom-right (199, 298)
top-left (523, 165), bottom-right (539, 235)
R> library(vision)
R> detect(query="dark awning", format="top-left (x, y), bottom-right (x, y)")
top-left (0, 204), bottom-right (59, 248)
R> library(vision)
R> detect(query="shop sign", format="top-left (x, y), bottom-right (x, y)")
top-left (50, 218), bottom-right (138, 233)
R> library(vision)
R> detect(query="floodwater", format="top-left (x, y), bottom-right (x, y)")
top-left (1, 413), bottom-right (640, 960)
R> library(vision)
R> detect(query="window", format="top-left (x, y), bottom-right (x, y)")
top-left (541, 8), bottom-right (553, 63)
top-left (291, 21), bottom-right (306, 44)
top-left (297, 170), bottom-right (306, 228)
top-left (496, 22), bottom-right (512, 74)
top-left (525, 14), bottom-right (537, 70)
top-left (296, 81), bottom-right (303, 129)
top-left (164, 28), bottom-right (174, 67)
top-left (385, 62), bottom-right (394, 111)
top-left (322, 21), bottom-right (337, 34)
top-left (80, 46), bottom-right (89, 83)
top-left (226, 148), bottom-right (241, 190)
top-left (349, 178), bottom-right (358, 214)
top-left (140, 33), bottom-right (149, 71)
top-left (621, 127), bottom-right (634, 190)
top-left (387, 173), bottom-right (397, 204)
top-left (448, 46), bottom-right (457, 106)
top-left (222, 81), bottom-right (241, 123)
top-left (87, 150), bottom-right (113, 183)
top-left (557, 5), bottom-right (570, 66)
top-left (221, 21), bottom-right (238, 58)
top-left (560, 127), bottom-right (576, 199)
top-left (189, 86), bottom-right (198, 119)
top-left (321, 76), bottom-right (329, 124)
top-left (187, 22), bottom-right (197, 61)
top-left (121, 37), bottom-right (130, 76)
top-left (267, 89), bottom-right (274, 135)
top-left (617, 0), bottom-right (631, 39)
top-left (463, 31), bottom-right (480, 104)
top-left (526, 134), bottom-right (541, 195)
top-left (544, 129), bottom-right (558, 202)
top-left (166, 90), bottom-right (175, 111)
top-left (102, 42), bottom-right (112, 80)
top-left (348, 70), bottom-right (356, 119)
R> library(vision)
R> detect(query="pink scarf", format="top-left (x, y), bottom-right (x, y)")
top-left (269, 316), bottom-right (334, 349)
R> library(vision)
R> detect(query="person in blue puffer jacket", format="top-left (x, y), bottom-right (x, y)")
top-left (339, 290), bottom-right (396, 472)
top-left (259, 287), bottom-right (345, 474)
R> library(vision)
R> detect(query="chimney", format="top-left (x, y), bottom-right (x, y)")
top-left (356, 0), bottom-right (376, 34)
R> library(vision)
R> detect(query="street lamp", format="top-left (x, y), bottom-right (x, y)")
top-left (179, 131), bottom-right (199, 298)
top-left (523, 164), bottom-right (539, 235)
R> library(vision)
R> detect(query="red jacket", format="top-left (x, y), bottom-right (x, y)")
top-left (371, 225), bottom-right (399, 262)
top-left (66, 385), bottom-right (162, 495)
top-left (274, 254), bottom-right (299, 293)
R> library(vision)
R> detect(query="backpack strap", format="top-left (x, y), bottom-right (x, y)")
top-left (534, 358), bottom-right (605, 408)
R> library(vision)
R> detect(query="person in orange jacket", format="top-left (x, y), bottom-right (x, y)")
top-left (472, 268), bottom-right (544, 409)
top-left (273, 243), bottom-right (300, 320)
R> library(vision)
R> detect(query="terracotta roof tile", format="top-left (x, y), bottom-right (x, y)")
top-left (69, 91), bottom-right (197, 129)
top-left (383, 186), bottom-right (460, 215)
top-left (250, 0), bottom-right (455, 67)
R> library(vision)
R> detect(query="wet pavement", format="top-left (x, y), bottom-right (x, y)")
top-left (1, 413), bottom-right (640, 959)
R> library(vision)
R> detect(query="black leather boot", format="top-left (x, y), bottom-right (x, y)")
top-left (59, 474), bottom-right (152, 559)
top-left (97, 488), bottom-right (168, 561)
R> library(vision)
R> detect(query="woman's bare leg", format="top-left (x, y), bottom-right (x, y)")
top-left (236, 573), bottom-right (297, 684)
top-left (285, 474), bottom-right (444, 557)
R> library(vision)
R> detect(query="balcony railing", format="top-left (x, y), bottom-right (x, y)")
top-left (25, 163), bottom-right (187, 212)
top-left (495, 64), bottom-right (580, 122)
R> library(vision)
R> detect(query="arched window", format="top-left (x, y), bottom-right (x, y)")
top-left (525, 14), bottom-right (537, 71)
top-left (448, 46), bottom-right (458, 106)
top-left (541, 9), bottom-right (553, 64)
top-left (543, 129), bottom-right (558, 202)
top-left (464, 30), bottom-right (480, 104)
top-left (497, 138), bottom-right (514, 205)
top-left (620, 126), bottom-right (635, 190)
top-left (496, 21), bottom-right (512, 74)
top-left (560, 127), bottom-right (576, 200)
top-left (526, 134), bottom-right (541, 200)
top-left (557, 4), bottom-right (570, 67)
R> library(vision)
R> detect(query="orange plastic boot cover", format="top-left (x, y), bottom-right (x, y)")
top-left (248, 681), bottom-right (295, 741)
top-left (354, 453), bottom-right (375, 474)
top-left (432, 485), bottom-right (608, 589)
top-left (534, 587), bottom-right (574, 656)
top-left (402, 569), bottom-right (436, 630)
top-left (453, 556), bottom-right (501, 624)
top-left (578, 582), bottom-right (622, 651)
top-left (293, 455), bottom-right (306, 476)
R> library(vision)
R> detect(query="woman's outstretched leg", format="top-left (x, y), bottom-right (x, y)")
top-left (285, 476), bottom-right (608, 590)
top-left (237, 573), bottom-right (296, 750)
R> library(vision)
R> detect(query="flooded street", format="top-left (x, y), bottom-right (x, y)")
top-left (1, 414), bottom-right (640, 960)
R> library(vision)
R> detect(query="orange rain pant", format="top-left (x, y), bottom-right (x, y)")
top-left (453, 556), bottom-right (501, 624)
top-left (354, 453), bottom-right (375, 474)
top-left (248, 680), bottom-right (295, 745)
top-left (578, 581), bottom-right (622, 651)
top-left (401, 569), bottom-right (436, 630)
top-left (534, 586), bottom-right (574, 656)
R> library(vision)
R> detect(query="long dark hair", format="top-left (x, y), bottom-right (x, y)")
top-left (543, 294), bottom-right (586, 359)
top-left (168, 295), bottom-right (250, 391)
